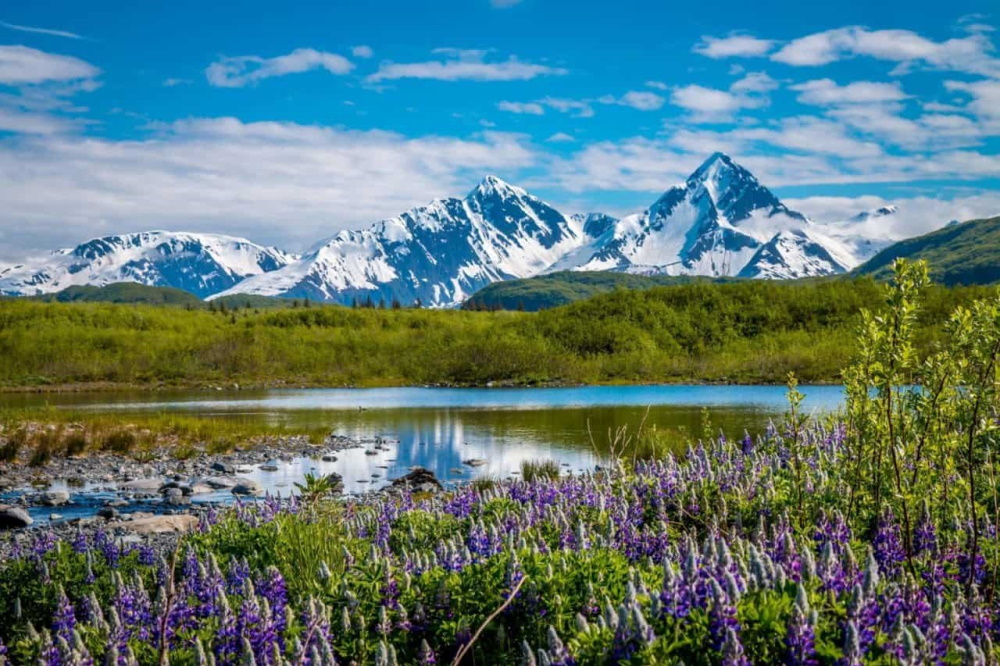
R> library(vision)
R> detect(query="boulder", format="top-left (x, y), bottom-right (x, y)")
top-left (259, 460), bottom-right (279, 472)
top-left (211, 461), bottom-right (236, 475)
top-left (231, 479), bottom-right (264, 496)
top-left (0, 506), bottom-right (33, 529)
top-left (122, 478), bottom-right (164, 493)
top-left (390, 467), bottom-right (444, 494)
top-left (37, 490), bottom-right (70, 506)
top-left (462, 459), bottom-right (488, 468)
top-left (203, 476), bottom-right (237, 490)
top-left (114, 514), bottom-right (199, 535)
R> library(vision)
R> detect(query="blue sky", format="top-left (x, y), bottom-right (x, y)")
top-left (0, 0), bottom-right (997, 258)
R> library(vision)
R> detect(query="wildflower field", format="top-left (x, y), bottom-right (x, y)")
top-left (3, 260), bottom-right (1000, 665)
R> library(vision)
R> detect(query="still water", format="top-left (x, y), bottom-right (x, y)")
top-left (2, 385), bottom-right (844, 521)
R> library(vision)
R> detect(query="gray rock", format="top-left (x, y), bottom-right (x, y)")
top-left (0, 506), bottom-right (33, 529)
top-left (211, 461), bottom-right (236, 475)
top-left (259, 460), bottom-right (279, 472)
top-left (38, 490), bottom-right (70, 506)
top-left (390, 467), bottom-right (444, 494)
top-left (203, 476), bottom-right (237, 490)
top-left (97, 507), bottom-right (119, 520)
top-left (122, 478), bottom-right (163, 493)
top-left (462, 458), bottom-right (488, 468)
top-left (162, 487), bottom-right (184, 499)
top-left (231, 479), bottom-right (264, 496)
top-left (321, 454), bottom-right (338, 462)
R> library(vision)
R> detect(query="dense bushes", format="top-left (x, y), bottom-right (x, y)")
top-left (0, 278), bottom-right (991, 388)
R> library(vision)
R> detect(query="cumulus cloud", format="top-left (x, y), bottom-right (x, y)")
top-left (0, 45), bottom-right (98, 85)
top-left (546, 132), bottom-right (575, 143)
top-left (791, 79), bottom-right (909, 106)
top-left (945, 79), bottom-right (1000, 121)
top-left (0, 118), bottom-right (539, 260)
top-left (671, 74), bottom-right (775, 121)
top-left (693, 34), bottom-right (776, 58)
top-left (771, 27), bottom-right (1000, 77)
top-left (206, 48), bottom-right (354, 87)
top-left (366, 49), bottom-right (566, 83)
top-left (351, 45), bottom-right (374, 58)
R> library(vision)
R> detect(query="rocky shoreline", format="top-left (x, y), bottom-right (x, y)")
top-left (0, 431), bottom-right (372, 557)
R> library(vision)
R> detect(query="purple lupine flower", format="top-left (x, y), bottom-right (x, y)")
top-left (418, 639), bottom-right (436, 665)
top-left (51, 589), bottom-right (76, 645)
top-left (786, 587), bottom-right (817, 666)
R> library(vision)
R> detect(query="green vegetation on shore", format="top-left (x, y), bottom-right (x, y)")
top-left (0, 278), bottom-right (992, 389)
top-left (0, 408), bottom-right (330, 464)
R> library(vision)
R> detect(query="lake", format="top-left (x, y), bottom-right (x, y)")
top-left (3, 384), bottom-right (844, 498)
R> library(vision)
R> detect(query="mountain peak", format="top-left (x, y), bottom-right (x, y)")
top-left (468, 175), bottom-right (526, 201)
top-left (688, 152), bottom-right (755, 188)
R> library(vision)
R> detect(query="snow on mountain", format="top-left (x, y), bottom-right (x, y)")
top-left (1, 155), bottom-right (923, 304)
top-left (738, 229), bottom-right (853, 279)
top-left (215, 176), bottom-right (595, 307)
top-left (823, 204), bottom-right (902, 264)
top-left (562, 153), bottom-right (840, 279)
top-left (0, 231), bottom-right (295, 299)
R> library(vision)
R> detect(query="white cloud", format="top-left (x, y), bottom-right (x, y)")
top-left (736, 117), bottom-right (884, 158)
top-left (538, 97), bottom-right (594, 118)
top-left (693, 34), bottom-right (776, 59)
top-left (645, 80), bottom-right (669, 91)
top-left (671, 85), bottom-right (744, 114)
top-left (0, 21), bottom-right (83, 40)
top-left (599, 90), bottom-right (665, 111)
top-left (0, 45), bottom-right (98, 85)
top-left (497, 100), bottom-right (545, 115)
top-left (670, 79), bottom-right (772, 122)
top-left (787, 192), bottom-right (1000, 237)
top-left (771, 27), bottom-right (1000, 77)
top-left (546, 132), bottom-right (575, 143)
top-left (730, 71), bottom-right (779, 94)
top-left (945, 79), bottom-right (1000, 121)
top-left (352, 45), bottom-right (374, 59)
top-left (0, 118), bottom-right (539, 260)
top-left (791, 79), bottom-right (908, 106)
top-left (366, 49), bottom-right (566, 83)
top-left (163, 78), bottom-right (191, 87)
top-left (206, 48), bottom-right (354, 88)
top-left (0, 107), bottom-right (75, 134)
top-left (547, 134), bottom-right (1000, 195)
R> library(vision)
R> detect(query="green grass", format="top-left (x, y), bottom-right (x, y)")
top-left (520, 458), bottom-right (561, 482)
top-left (0, 407), bottom-right (330, 461)
top-left (0, 278), bottom-right (991, 390)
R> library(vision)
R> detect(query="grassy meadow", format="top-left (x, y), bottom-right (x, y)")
top-left (0, 278), bottom-right (992, 390)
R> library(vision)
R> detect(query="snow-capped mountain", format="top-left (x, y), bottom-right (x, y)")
top-left (215, 176), bottom-right (597, 307)
top-left (560, 153), bottom-right (854, 279)
top-left (0, 154), bottom-right (927, 305)
top-left (0, 231), bottom-right (295, 299)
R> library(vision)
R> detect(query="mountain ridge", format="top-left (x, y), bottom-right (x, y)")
top-left (0, 154), bottom-right (934, 305)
